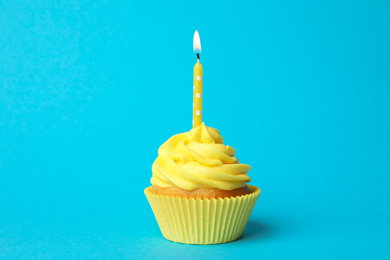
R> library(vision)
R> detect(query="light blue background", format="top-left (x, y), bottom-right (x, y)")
top-left (1, 0), bottom-right (390, 259)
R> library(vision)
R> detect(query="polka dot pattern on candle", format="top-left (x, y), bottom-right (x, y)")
top-left (193, 59), bottom-right (202, 128)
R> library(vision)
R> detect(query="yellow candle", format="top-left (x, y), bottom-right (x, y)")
top-left (193, 30), bottom-right (203, 128)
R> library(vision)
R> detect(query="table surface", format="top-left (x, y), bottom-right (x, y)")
top-left (1, 0), bottom-right (390, 259)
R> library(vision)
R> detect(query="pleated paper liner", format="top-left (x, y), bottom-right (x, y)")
top-left (145, 185), bottom-right (261, 245)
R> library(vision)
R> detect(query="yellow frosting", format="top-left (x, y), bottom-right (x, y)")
top-left (151, 123), bottom-right (251, 191)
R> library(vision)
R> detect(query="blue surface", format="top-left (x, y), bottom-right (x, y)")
top-left (1, 0), bottom-right (390, 259)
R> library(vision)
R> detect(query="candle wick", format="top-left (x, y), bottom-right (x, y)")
top-left (197, 53), bottom-right (200, 60)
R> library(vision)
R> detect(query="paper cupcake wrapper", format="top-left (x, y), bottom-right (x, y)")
top-left (145, 185), bottom-right (261, 245)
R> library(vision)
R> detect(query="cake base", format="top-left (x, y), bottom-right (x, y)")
top-left (145, 185), bottom-right (261, 245)
top-left (151, 185), bottom-right (250, 199)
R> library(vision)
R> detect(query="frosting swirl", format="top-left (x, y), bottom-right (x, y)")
top-left (151, 123), bottom-right (251, 190)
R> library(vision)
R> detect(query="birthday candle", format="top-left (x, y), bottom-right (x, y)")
top-left (193, 30), bottom-right (203, 128)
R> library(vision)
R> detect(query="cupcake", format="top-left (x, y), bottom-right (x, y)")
top-left (145, 122), bottom-right (261, 244)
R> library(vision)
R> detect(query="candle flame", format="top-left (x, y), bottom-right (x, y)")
top-left (193, 30), bottom-right (201, 53)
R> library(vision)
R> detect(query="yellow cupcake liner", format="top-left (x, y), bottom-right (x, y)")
top-left (145, 185), bottom-right (261, 245)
